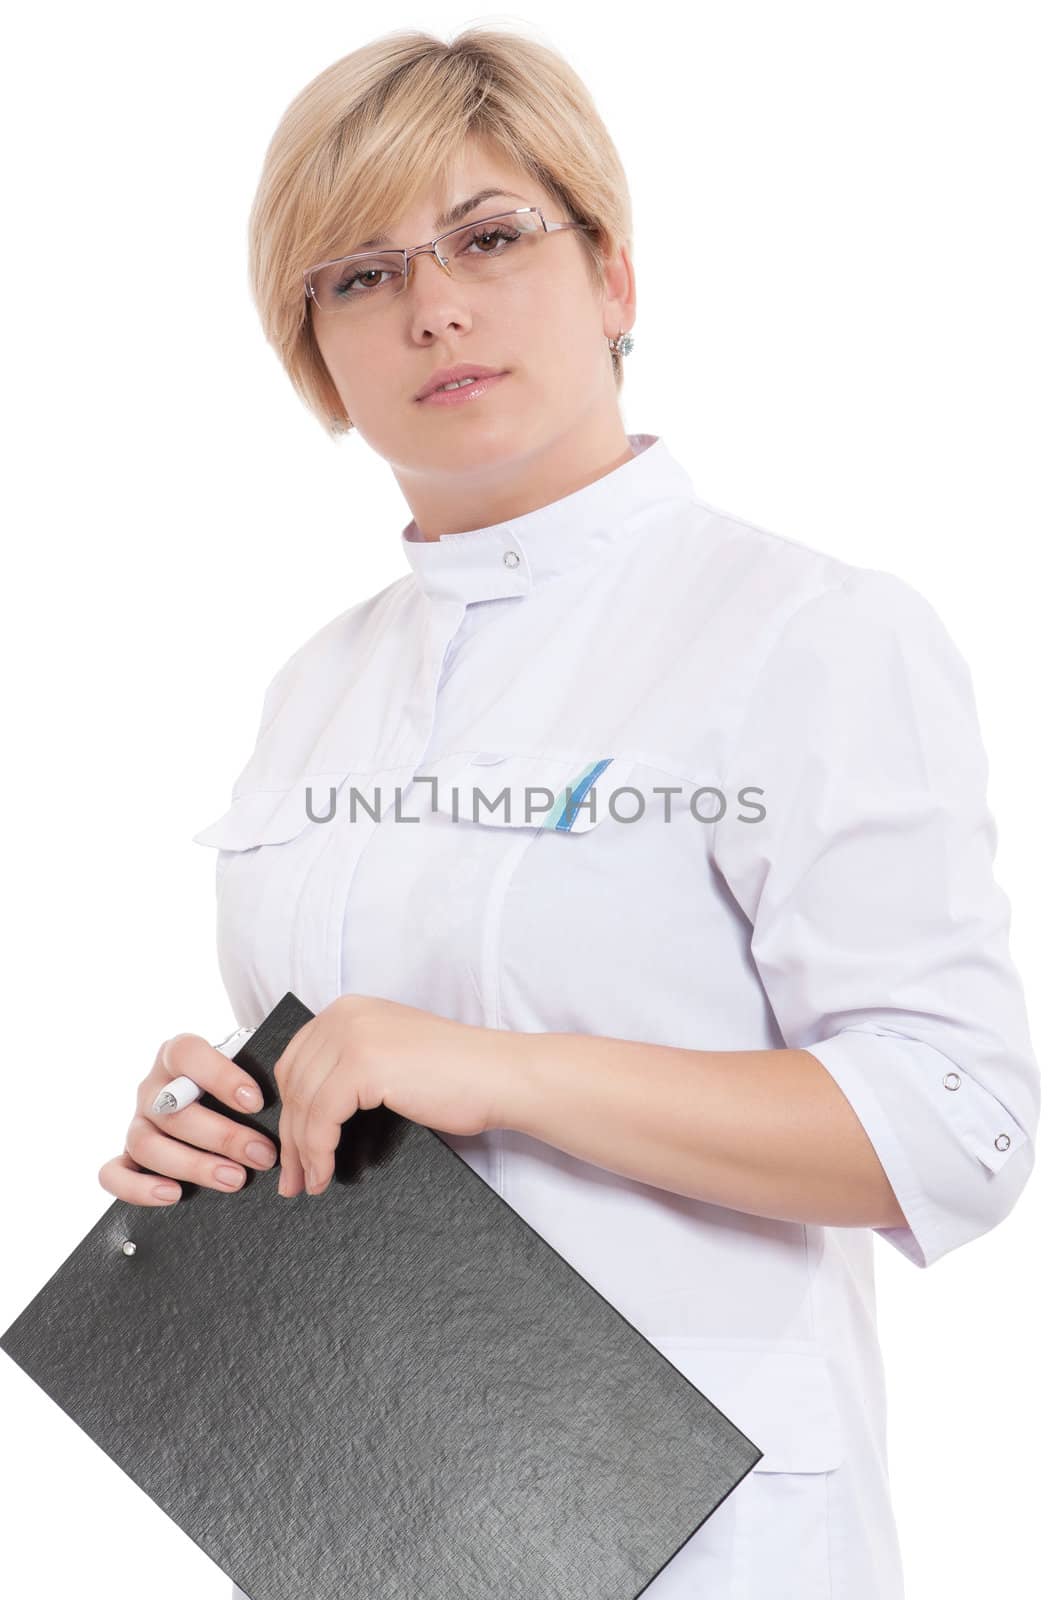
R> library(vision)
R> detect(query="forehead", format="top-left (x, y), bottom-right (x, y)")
top-left (354, 139), bottom-right (544, 250)
top-left (416, 130), bottom-right (538, 212)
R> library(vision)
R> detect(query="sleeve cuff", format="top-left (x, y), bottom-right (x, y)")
top-left (801, 1026), bottom-right (1033, 1270)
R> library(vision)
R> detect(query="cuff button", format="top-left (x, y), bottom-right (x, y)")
top-left (994, 1133), bottom-right (1011, 1152)
top-left (943, 1071), bottom-right (962, 1090)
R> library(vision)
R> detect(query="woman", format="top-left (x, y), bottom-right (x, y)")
top-left (98, 25), bottom-right (1040, 1600)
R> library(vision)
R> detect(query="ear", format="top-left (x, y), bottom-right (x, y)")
top-left (600, 241), bottom-right (636, 341)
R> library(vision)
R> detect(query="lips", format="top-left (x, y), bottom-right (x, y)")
top-left (414, 364), bottom-right (507, 401)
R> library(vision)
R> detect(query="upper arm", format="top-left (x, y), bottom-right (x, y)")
top-left (712, 567), bottom-right (1039, 1268)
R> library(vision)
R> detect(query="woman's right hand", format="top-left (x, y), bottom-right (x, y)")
top-left (97, 1033), bottom-right (279, 1206)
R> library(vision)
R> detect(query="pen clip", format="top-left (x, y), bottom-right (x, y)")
top-left (213, 1025), bottom-right (255, 1061)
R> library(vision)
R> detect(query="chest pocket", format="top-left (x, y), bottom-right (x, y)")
top-left (443, 751), bottom-right (639, 834)
top-left (191, 770), bottom-right (367, 1019)
top-left (191, 774), bottom-right (352, 852)
top-left (397, 750), bottom-right (646, 1034)
top-left (192, 770), bottom-right (358, 897)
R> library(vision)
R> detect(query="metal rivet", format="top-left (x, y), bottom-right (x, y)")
top-left (502, 550), bottom-right (521, 568)
top-left (943, 1072), bottom-right (961, 1091)
top-left (121, 1240), bottom-right (137, 1256)
top-left (994, 1133), bottom-right (1011, 1152)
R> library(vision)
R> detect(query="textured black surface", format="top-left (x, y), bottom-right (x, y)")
top-left (1, 991), bottom-right (762, 1600)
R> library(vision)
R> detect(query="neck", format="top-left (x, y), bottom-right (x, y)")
top-left (393, 412), bottom-right (634, 543)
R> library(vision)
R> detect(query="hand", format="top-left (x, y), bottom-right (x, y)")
top-left (97, 1034), bottom-right (279, 1206)
top-left (273, 995), bottom-right (517, 1198)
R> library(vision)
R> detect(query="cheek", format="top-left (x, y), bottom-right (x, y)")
top-left (311, 320), bottom-right (389, 419)
top-left (321, 345), bottom-right (368, 415)
top-left (498, 261), bottom-right (601, 349)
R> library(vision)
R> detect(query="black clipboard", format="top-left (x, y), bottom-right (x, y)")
top-left (1, 990), bottom-right (762, 1599)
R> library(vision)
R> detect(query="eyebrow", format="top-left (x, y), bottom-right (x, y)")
top-left (349, 189), bottom-right (527, 253)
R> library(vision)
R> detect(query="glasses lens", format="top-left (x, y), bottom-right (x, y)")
top-left (309, 251), bottom-right (405, 314)
top-left (309, 212), bottom-right (546, 316)
top-left (439, 210), bottom-right (543, 278)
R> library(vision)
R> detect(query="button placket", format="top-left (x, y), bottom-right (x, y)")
top-left (325, 597), bottom-right (467, 1003)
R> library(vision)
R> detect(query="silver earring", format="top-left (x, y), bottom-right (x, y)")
top-left (608, 329), bottom-right (634, 358)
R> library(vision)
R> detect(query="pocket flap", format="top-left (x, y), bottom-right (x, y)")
top-left (447, 752), bottom-right (636, 833)
top-left (191, 773), bottom-right (350, 851)
top-left (653, 1338), bottom-right (844, 1473)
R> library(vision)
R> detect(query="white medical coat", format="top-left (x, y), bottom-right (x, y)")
top-left (197, 432), bottom-right (1040, 1600)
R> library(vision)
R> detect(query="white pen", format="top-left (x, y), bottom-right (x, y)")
top-left (151, 1026), bottom-right (256, 1115)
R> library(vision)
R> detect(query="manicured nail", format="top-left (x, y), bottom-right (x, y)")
top-left (236, 1085), bottom-right (263, 1110)
top-left (153, 1184), bottom-right (180, 1201)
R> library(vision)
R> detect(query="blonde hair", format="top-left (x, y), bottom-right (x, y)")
top-left (247, 24), bottom-right (633, 438)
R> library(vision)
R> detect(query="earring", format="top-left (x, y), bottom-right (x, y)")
top-left (608, 329), bottom-right (634, 358)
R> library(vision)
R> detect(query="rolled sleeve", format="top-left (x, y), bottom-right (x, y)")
top-left (712, 567), bottom-right (1040, 1269)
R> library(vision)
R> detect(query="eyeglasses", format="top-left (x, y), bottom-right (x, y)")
top-left (303, 206), bottom-right (593, 318)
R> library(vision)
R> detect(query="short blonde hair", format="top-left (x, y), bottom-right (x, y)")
top-left (247, 24), bottom-right (633, 438)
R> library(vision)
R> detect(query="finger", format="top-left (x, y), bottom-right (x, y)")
top-left (139, 1096), bottom-right (278, 1172)
top-left (277, 1097), bottom-right (307, 1198)
top-left (143, 1033), bottom-right (266, 1119)
top-left (273, 1016), bottom-right (317, 1099)
top-left (285, 1040), bottom-right (337, 1194)
top-left (273, 1020), bottom-right (320, 1198)
top-left (98, 1149), bottom-right (186, 1207)
top-left (298, 1069), bottom-right (346, 1195)
top-left (124, 1113), bottom-right (266, 1195)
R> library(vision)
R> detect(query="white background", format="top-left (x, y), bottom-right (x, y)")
top-left (1, 4), bottom-right (1058, 1596)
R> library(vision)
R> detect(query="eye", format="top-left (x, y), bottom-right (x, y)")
top-left (336, 265), bottom-right (395, 296)
top-left (463, 224), bottom-right (522, 255)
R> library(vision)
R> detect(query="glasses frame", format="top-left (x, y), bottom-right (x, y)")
top-left (302, 205), bottom-right (593, 312)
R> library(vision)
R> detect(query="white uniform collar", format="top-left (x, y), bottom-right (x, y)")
top-left (398, 432), bottom-right (696, 605)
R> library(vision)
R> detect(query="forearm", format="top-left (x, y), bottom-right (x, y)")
top-left (498, 1031), bottom-right (908, 1230)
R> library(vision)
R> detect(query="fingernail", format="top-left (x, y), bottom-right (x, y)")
top-left (153, 1184), bottom-right (180, 1201)
top-left (306, 1168), bottom-right (317, 1191)
top-left (236, 1085), bottom-right (263, 1110)
top-left (216, 1164), bottom-right (245, 1188)
top-left (246, 1140), bottom-right (275, 1166)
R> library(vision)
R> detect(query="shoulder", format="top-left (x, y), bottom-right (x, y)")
top-left (225, 575), bottom-right (419, 790)
top-left (671, 495), bottom-right (959, 665)
top-left (661, 500), bottom-right (977, 776)
top-left (264, 574), bottom-right (416, 693)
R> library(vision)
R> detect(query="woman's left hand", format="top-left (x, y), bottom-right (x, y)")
top-left (272, 994), bottom-right (521, 1197)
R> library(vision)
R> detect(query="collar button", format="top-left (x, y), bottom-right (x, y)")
top-left (502, 549), bottom-right (521, 568)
